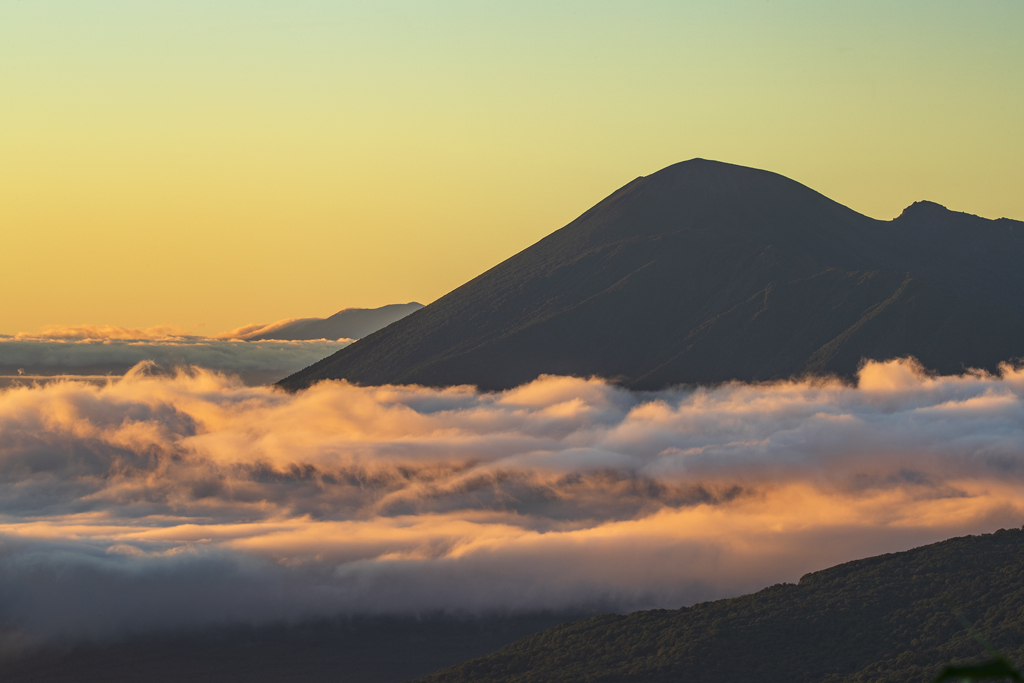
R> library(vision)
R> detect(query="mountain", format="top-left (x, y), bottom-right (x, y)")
top-left (416, 528), bottom-right (1024, 683)
top-left (279, 160), bottom-right (1024, 391)
top-left (233, 303), bottom-right (423, 341)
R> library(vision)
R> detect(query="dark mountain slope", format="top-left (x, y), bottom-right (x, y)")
top-left (416, 528), bottom-right (1024, 683)
top-left (280, 160), bottom-right (1024, 391)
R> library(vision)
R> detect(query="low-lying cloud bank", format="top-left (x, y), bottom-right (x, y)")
top-left (1, 359), bottom-right (1023, 641)
top-left (0, 336), bottom-right (349, 386)
top-left (13, 324), bottom-right (200, 341)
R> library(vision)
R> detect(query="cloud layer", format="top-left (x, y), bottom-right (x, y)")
top-left (1, 359), bottom-right (1023, 641)
top-left (0, 337), bottom-right (349, 386)
top-left (13, 324), bottom-right (199, 341)
top-left (213, 318), bottom-right (317, 341)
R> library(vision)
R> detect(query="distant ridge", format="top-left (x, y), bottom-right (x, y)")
top-left (280, 160), bottom-right (1024, 391)
top-left (229, 302), bottom-right (423, 341)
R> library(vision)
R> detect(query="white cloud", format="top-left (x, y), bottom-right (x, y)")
top-left (0, 358), bottom-right (1022, 640)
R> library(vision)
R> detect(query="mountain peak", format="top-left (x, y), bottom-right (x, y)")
top-left (646, 158), bottom-right (797, 185)
top-left (280, 161), bottom-right (1024, 392)
top-left (895, 200), bottom-right (951, 220)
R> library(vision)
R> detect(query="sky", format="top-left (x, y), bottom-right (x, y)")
top-left (2, 0), bottom-right (1023, 335)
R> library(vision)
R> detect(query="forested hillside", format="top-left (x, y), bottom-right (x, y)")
top-left (416, 528), bottom-right (1024, 683)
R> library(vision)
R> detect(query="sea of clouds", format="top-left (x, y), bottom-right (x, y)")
top-left (0, 325), bottom-right (349, 386)
top-left (1, 358), bottom-right (1023, 643)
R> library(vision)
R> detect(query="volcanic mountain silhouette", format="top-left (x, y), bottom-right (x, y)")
top-left (280, 159), bottom-right (1024, 391)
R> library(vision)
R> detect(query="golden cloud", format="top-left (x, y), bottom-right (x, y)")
top-left (0, 359), bottom-right (1022, 638)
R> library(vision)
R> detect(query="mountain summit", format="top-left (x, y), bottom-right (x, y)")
top-left (280, 160), bottom-right (1024, 391)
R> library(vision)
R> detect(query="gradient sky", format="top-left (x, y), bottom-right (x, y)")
top-left (2, 1), bottom-right (1022, 335)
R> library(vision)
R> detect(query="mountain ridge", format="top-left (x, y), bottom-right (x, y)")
top-left (280, 160), bottom-right (1024, 391)
top-left (227, 302), bottom-right (423, 342)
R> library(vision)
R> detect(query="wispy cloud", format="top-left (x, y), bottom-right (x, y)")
top-left (0, 359), bottom-right (1022, 640)
top-left (13, 325), bottom-right (200, 341)
top-left (213, 319), bottom-right (317, 341)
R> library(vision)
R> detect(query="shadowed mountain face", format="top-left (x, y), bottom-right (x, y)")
top-left (280, 160), bottom-right (1024, 391)
top-left (244, 302), bottom-right (423, 341)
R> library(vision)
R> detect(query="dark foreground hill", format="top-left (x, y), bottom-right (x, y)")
top-left (0, 612), bottom-right (585, 683)
top-left (281, 159), bottom-right (1024, 391)
top-left (416, 528), bottom-right (1024, 683)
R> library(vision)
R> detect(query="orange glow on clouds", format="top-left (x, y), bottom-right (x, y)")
top-left (0, 359), bottom-right (1023, 637)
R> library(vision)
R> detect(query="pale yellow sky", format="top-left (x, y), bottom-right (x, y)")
top-left (1, 1), bottom-right (1022, 334)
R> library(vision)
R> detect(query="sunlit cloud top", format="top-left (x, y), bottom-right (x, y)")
top-left (1, 359), bottom-right (1022, 640)
top-left (12, 325), bottom-right (201, 342)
